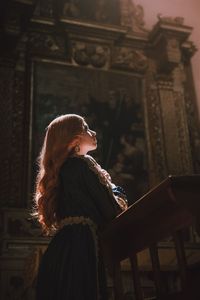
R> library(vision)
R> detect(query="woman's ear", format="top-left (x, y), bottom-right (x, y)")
top-left (68, 137), bottom-right (81, 152)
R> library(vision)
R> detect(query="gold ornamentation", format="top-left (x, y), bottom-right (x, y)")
top-left (115, 196), bottom-right (128, 211)
top-left (59, 215), bottom-right (97, 231)
top-left (75, 144), bottom-right (80, 153)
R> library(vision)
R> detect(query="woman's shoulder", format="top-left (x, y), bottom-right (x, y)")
top-left (60, 155), bottom-right (95, 174)
top-left (59, 157), bottom-right (86, 181)
top-left (61, 156), bottom-right (86, 169)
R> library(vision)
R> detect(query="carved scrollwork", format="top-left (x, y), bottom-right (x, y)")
top-left (111, 47), bottom-right (148, 73)
top-left (2, 209), bottom-right (42, 238)
top-left (72, 41), bottom-right (109, 68)
top-left (184, 90), bottom-right (200, 173)
top-left (28, 32), bottom-right (65, 58)
top-left (146, 87), bottom-right (168, 182)
top-left (173, 91), bottom-right (193, 173)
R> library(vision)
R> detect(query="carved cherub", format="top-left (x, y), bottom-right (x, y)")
top-left (63, 0), bottom-right (80, 18)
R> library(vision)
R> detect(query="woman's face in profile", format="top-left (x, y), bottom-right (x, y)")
top-left (78, 121), bottom-right (97, 155)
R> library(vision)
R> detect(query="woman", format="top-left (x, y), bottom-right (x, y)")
top-left (33, 114), bottom-right (127, 300)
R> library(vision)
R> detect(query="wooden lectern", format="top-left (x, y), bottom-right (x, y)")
top-left (101, 175), bottom-right (200, 300)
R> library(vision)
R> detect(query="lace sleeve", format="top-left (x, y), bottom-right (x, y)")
top-left (82, 155), bottom-right (128, 212)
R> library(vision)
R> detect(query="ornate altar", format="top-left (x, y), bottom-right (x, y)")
top-left (0, 0), bottom-right (199, 299)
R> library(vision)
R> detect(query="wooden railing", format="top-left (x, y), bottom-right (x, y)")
top-left (101, 175), bottom-right (200, 300)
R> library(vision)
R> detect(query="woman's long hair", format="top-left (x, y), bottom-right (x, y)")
top-left (32, 114), bottom-right (84, 235)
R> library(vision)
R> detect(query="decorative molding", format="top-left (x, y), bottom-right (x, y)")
top-left (157, 14), bottom-right (184, 26)
top-left (59, 17), bottom-right (127, 41)
top-left (149, 19), bottom-right (193, 74)
top-left (184, 85), bottom-right (200, 173)
top-left (173, 91), bottom-right (193, 173)
top-left (146, 85), bottom-right (168, 184)
top-left (156, 75), bottom-right (173, 90)
top-left (150, 21), bottom-right (193, 42)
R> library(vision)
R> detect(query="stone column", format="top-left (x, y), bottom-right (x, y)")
top-left (147, 17), bottom-right (194, 180)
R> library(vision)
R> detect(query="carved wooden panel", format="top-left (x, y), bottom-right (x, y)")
top-left (0, 60), bottom-right (15, 207)
top-left (10, 71), bottom-right (26, 206)
top-left (145, 85), bottom-right (168, 184)
top-left (0, 208), bottom-right (49, 299)
top-left (0, 54), bottom-right (27, 208)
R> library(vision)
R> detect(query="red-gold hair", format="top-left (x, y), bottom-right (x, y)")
top-left (32, 114), bottom-right (84, 234)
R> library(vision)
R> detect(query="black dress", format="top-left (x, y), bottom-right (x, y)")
top-left (36, 155), bottom-right (126, 300)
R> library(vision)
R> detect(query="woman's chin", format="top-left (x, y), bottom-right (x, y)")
top-left (90, 144), bottom-right (97, 151)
